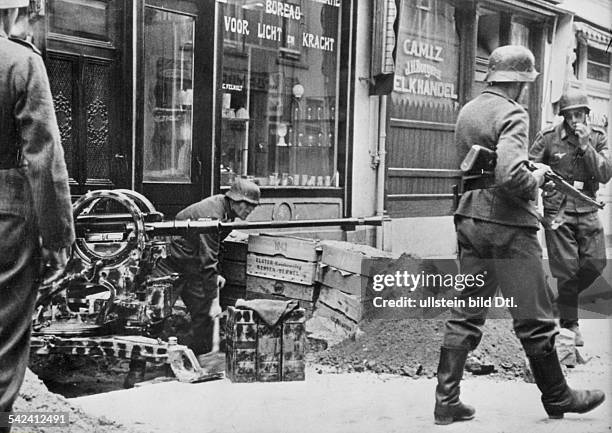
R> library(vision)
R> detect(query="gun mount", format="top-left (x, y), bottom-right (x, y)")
top-left (32, 189), bottom-right (388, 384)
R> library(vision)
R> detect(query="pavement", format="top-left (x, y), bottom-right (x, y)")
top-left (72, 319), bottom-right (612, 433)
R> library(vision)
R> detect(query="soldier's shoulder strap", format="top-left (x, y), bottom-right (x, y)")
top-left (8, 37), bottom-right (42, 56)
top-left (540, 124), bottom-right (556, 136)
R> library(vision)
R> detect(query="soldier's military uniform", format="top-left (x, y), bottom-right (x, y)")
top-left (530, 121), bottom-right (611, 331)
top-left (434, 45), bottom-right (604, 426)
top-left (153, 194), bottom-right (236, 356)
top-left (0, 33), bottom-right (74, 417)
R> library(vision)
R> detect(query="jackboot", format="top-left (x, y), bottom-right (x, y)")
top-left (123, 358), bottom-right (147, 389)
top-left (434, 347), bottom-right (475, 425)
top-left (529, 349), bottom-right (605, 418)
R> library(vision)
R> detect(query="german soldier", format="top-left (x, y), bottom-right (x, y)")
top-left (124, 178), bottom-right (260, 386)
top-left (1, 1), bottom-right (74, 430)
top-left (434, 45), bottom-right (605, 425)
top-left (530, 88), bottom-right (611, 346)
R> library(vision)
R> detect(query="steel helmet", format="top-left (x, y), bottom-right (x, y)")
top-left (0, 0), bottom-right (28, 8)
top-left (225, 178), bottom-right (260, 205)
top-left (485, 45), bottom-right (539, 83)
top-left (558, 88), bottom-right (590, 114)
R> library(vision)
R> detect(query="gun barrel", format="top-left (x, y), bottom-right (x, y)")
top-left (147, 216), bottom-right (387, 236)
top-left (75, 215), bottom-right (389, 238)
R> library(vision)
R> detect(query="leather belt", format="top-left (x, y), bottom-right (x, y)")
top-left (462, 175), bottom-right (496, 192)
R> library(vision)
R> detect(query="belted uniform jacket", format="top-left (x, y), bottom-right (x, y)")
top-left (455, 87), bottom-right (540, 228)
top-left (164, 195), bottom-right (235, 287)
top-left (529, 122), bottom-right (611, 213)
top-left (0, 36), bottom-right (74, 250)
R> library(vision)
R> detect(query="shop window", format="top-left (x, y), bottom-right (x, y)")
top-left (142, 7), bottom-right (194, 183)
top-left (219, 0), bottom-right (341, 188)
top-left (587, 47), bottom-right (611, 83)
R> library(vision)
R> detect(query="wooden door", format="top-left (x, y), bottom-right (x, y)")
top-left (46, 0), bottom-right (128, 196)
top-left (137, 0), bottom-right (216, 217)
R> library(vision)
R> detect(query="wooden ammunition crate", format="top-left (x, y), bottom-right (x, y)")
top-left (225, 306), bottom-right (306, 382)
top-left (246, 253), bottom-right (317, 285)
top-left (246, 274), bottom-right (317, 302)
top-left (248, 234), bottom-right (319, 262)
top-left (318, 285), bottom-right (367, 322)
top-left (318, 264), bottom-right (373, 299)
top-left (319, 240), bottom-right (395, 276)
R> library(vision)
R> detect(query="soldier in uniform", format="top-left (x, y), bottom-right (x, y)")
top-left (433, 45), bottom-right (605, 425)
top-left (124, 178), bottom-right (260, 386)
top-left (530, 89), bottom-right (611, 346)
top-left (0, 1), bottom-right (74, 430)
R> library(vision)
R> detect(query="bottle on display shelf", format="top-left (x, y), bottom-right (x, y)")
top-left (317, 132), bottom-right (323, 147)
top-left (297, 132), bottom-right (304, 147)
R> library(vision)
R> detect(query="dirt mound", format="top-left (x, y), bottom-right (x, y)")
top-left (12, 369), bottom-right (146, 433)
top-left (314, 317), bottom-right (527, 379)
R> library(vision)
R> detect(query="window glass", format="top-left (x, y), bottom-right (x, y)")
top-left (587, 47), bottom-right (611, 83)
top-left (143, 7), bottom-right (194, 183)
top-left (220, 0), bottom-right (342, 188)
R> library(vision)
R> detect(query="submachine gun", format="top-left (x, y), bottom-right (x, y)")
top-left (31, 189), bottom-right (388, 383)
top-left (457, 144), bottom-right (604, 210)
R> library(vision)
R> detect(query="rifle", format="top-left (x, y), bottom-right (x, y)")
top-left (460, 145), bottom-right (604, 209)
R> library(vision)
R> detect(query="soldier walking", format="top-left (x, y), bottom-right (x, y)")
top-left (433, 45), bottom-right (605, 425)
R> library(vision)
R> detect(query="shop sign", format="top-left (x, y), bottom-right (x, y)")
top-left (222, 0), bottom-right (340, 53)
top-left (393, 0), bottom-right (459, 101)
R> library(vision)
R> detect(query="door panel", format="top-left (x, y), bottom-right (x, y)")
top-left (139, 0), bottom-right (216, 217)
top-left (46, 0), bottom-right (127, 196)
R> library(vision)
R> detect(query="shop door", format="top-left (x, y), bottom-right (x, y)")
top-left (138, 0), bottom-right (215, 217)
top-left (46, 0), bottom-right (128, 196)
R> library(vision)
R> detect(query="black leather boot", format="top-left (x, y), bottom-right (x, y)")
top-left (123, 358), bottom-right (147, 389)
top-left (529, 349), bottom-right (605, 418)
top-left (434, 347), bottom-right (475, 425)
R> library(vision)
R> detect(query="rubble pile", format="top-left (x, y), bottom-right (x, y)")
top-left (313, 317), bottom-right (527, 379)
top-left (12, 369), bottom-right (146, 433)
top-left (312, 252), bottom-right (528, 379)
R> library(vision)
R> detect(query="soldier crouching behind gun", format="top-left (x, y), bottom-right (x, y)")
top-left (1, 2), bottom-right (75, 431)
top-left (123, 178), bottom-right (260, 387)
top-left (529, 88), bottom-right (612, 346)
top-left (433, 45), bottom-right (605, 425)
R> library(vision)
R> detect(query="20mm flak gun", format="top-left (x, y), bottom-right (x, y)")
top-left (31, 189), bottom-right (388, 384)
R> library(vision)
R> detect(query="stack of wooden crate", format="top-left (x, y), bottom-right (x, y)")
top-left (225, 305), bottom-right (306, 382)
top-left (314, 240), bottom-right (395, 332)
top-left (219, 232), bottom-right (249, 308)
top-left (245, 234), bottom-right (319, 318)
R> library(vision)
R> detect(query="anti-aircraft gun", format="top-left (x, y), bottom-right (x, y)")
top-left (31, 189), bottom-right (387, 384)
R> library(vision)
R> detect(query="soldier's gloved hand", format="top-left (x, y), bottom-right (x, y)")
top-left (41, 247), bottom-right (69, 285)
top-left (530, 162), bottom-right (552, 187)
top-left (217, 274), bottom-right (226, 290)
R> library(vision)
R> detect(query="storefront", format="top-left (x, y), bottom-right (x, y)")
top-left (34, 0), bottom-right (354, 223)
top-left (378, 0), bottom-right (570, 255)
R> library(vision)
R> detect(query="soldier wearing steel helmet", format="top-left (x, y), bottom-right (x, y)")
top-left (433, 46), bottom-right (605, 425)
top-left (122, 178), bottom-right (261, 386)
top-left (1, 0), bottom-right (74, 427)
top-left (530, 88), bottom-right (612, 346)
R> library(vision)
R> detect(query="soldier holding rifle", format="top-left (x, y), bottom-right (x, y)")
top-left (434, 45), bottom-right (605, 425)
top-left (530, 88), bottom-right (612, 346)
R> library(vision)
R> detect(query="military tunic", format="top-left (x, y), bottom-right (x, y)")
top-left (530, 122), bottom-right (611, 325)
top-left (0, 36), bottom-right (74, 414)
top-left (153, 194), bottom-right (235, 355)
top-left (444, 87), bottom-right (557, 357)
